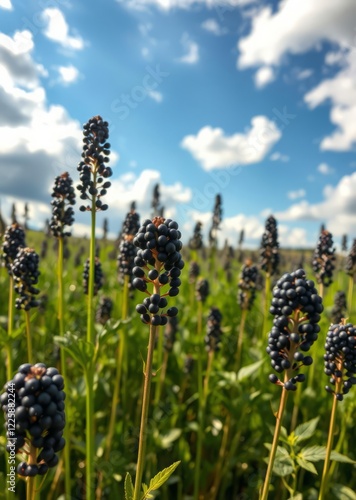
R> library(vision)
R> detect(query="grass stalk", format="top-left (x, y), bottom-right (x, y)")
top-left (193, 302), bottom-right (204, 500)
top-left (348, 275), bottom-right (353, 317)
top-left (6, 275), bottom-right (14, 381)
top-left (262, 272), bottom-right (271, 340)
top-left (25, 310), bottom-right (33, 364)
top-left (236, 308), bottom-right (247, 370)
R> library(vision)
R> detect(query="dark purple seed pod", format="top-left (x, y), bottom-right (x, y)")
top-left (1, 222), bottom-right (26, 274)
top-left (260, 215), bottom-right (279, 276)
top-left (50, 172), bottom-right (76, 238)
top-left (12, 247), bottom-right (40, 310)
top-left (312, 230), bottom-right (336, 287)
top-left (238, 258), bottom-right (259, 310)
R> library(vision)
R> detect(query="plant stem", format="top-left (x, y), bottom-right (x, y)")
top-left (209, 411), bottom-right (231, 500)
top-left (236, 308), bottom-right (247, 370)
top-left (204, 350), bottom-right (214, 400)
top-left (6, 276), bottom-right (14, 380)
top-left (25, 310), bottom-right (33, 364)
top-left (86, 179), bottom-right (97, 500)
top-left (194, 302), bottom-right (204, 500)
top-left (133, 323), bottom-right (158, 500)
top-left (319, 282), bottom-right (324, 301)
top-left (318, 387), bottom-right (340, 500)
top-left (261, 376), bottom-right (289, 500)
top-left (155, 350), bottom-right (169, 406)
top-left (348, 275), bottom-right (354, 317)
top-left (26, 443), bottom-right (37, 500)
top-left (58, 236), bottom-right (71, 499)
top-left (263, 272), bottom-right (271, 340)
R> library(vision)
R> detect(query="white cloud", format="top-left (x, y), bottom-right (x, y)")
top-left (317, 163), bottom-right (334, 175)
top-left (58, 65), bottom-right (80, 85)
top-left (201, 19), bottom-right (227, 36)
top-left (287, 189), bottom-right (306, 200)
top-left (0, 0), bottom-right (12, 10)
top-left (276, 172), bottom-right (356, 236)
top-left (254, 66), bottom-right (275, 88)
top-left (177, 33), bottom-right (199, 64)
top-left (181, 116), bottom-right (281, 170)
top-left (270, 151), bottom-right (289, 162)
top-left (147, 89), bottom-right (163, 102)
top-left (118, 0), bottom-right (254, 11)
top-left (297, 68), bottom-right (313, 80)
top-left (42, 8), bottom-right (84, 50)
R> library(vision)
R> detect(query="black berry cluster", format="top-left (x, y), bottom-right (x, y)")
top-left (151, 183), bottom-right (161, 216)
top-left (133, 217), bottom-right (184, 326)
top-left (209, 194), bottom-right (222, 246)
top-left (238, 259), bottom-right (259, 310)
top-left (164, 316), bottom-right (178, 352)
top-left (341, 234), bottom-right (348, 252)
top-left (260, 215), bottom-right (279, 276)
top-left (122, 208), bottom-right (140, 237)
top-left (189, 261), bottom-right (200, 284)
top-left (324, 322), bottom-right (356, 401)
top-left (49, 172), bottom-right (76, 238)
top-left (0, 363), bottom-right (65, 477)
top-left (77, 116), bottom-right (112, 212)
top-left (83, 257), bottom-right (104, 295)
top-left (12, 247), bottom-right (40, 310)
top-left (205, 307), bottom-right (223, 352)
top-left (1, 223), bottom-right (26, 273)
top-left (195, 278), bottom-right (210, 303)
top-left (312, 230), bottom-right (336, 287)
top-left (331, 291), bottom-right (347, 324)
top-left (267, 269), bottom-right (323, 390)
top-left (96, 296), bottom-right (113, 325)
top-left (189, 221), bottom-right (203, 250)
top-left (345, 238), bottom-right (356, 277)
top-left (117, 236), bottom-right (137, 284)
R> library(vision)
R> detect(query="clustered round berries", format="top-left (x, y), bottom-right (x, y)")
top-left (1, 223), bottom-right (26, 273)
top-left (12, 247), bottom-right (40, 310)
top-left (345, 238), bottom-right (356, 277)
top-left (209, 195), bottom-right (222, 246)
top-left (189, 261), bottom-right (200, 284)
top-left (260, 215), bottom-right (279, 276)
top-left (133, 217), bottom-right (184, 326)
top-left (189, 222), bottom-right (203, 250)
top-left (122, 208), bottom-right (140, 237)
top-left (205, 307), bottom-right (223, 352)
top-left (164, 316), bottom-right (178, 353)
top-left (238, 259), bottom-right (259, 310)
top-left (0, 363), bottom-right (65, 477)
top-left (324, 322), bottom-right (356, 401)
top-left (49, 172), bottom-right (76, 238)
top-left (195, 278), bottom-right (210, 303)
top-left (96, 296), bottom-right (113, 325)
top-left (312, 230), bottom-right (336, 287)
top-left (118, 236), bottom-right (137, 285)
top-left (83, 257), bottom-right (104, 295)
top-left (267, 269), bottom-right (323, 390)
top-left (331, 291), bottom-right (347, 324)
top-left (77, 116), bottom-right (112, 212)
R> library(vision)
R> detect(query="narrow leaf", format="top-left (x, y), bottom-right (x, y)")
top-left (124, 473), bottom-right (134, 500)
top-left (296, 457), bottom-right (318, 475)
top-left (331, 483), bottom-right (356, 500)
top-left (294, 417), bottom-right (320, 443)
top-left (141, 461), bottom-right (180, 498)
top-left (237, 359), bottom-right (264, 382)
top-left (330, 451), bottom-right (356, 464)
top-left (299, 445), bottom-right (327, 462)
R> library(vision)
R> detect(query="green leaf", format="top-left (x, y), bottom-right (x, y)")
top-left (141, 461), bottom-right (181, 499)
top-left (331, 484), bottom-right (356, 500)
top-left (330, 451), bottom-right (356, 464)
top-left (124, 473), bottom-right (134, 500)
top-left (300, 446), bottom-right (356, 464)
top-left (296, 457), bottom-right (318, 475)
top-left (294, 417), bottom-right (320, 443)
top-left (237, 359), bottom-right (264, 382)
top-left (54, 333), bottom-right (94, 371)
top-left (264, 444), bottom-right (294, 477)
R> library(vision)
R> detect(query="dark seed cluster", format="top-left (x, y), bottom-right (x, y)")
top-left (312, 230), bottom-right (336, 287)
top-left (77, 116), bottom-right (112, 212)
top-left (12, 247), bottom-right (40, 310)
top-left (96, 296), bottom-right (113, 325)
top-left (205, 307), bottom-right (223, 352)
top-left (133, 217), bottom-right (184, 326)
top-left (345, 238), bottom-right (356, 277)
top-left (49, 172), bottom-right (76, 238)
top-left (83, 257), bottom-right (104, 295)
top-left (195, 278), bottom-right (210, 303)
top-left (267, 269), bottom-right (323, 390)
top-left (0, 363), bottom-right (65, 477)
top-left (189, 221), bottom-right (203, 250)
top-left (260, 215), bottom-right (279, 276)
top-left (117, 236), bottom-right (137, 286)
top-left (238, 259), bottom-right (259, 310)
top-left (324, 322), bottom-right (356, 401)
top-left (1, 223), bottom-right (26, 274)
top-left (209, 194), bottom-right (222, 247)
top-left (331, 291), bottom-right (347, 324)
top-left (189, 261), bottom-right (200, 284)
top-left (122, 208), bottom-right (140, 237)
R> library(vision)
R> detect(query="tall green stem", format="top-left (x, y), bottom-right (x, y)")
top-left (318, 385), bottom-right (340, 500)
top-left (133, 323), bottom-right (158, 500)
top-left (262, 272), bottom-right (271, 340)
top-left (25, 310), bottom-right (33, 364)
top-left (86, 183), bottom-right (97, 500)
top-left (6, 276), bottom-right (14, 381)
top-left (348, 275), bottom-right (354, 317)
top-left (236, 308), bottom-right (247, 370)
top-left (58, 236), bottom-right (72, 499)
top-left (261, 376), bottom-right (289, 500)
top-left (26, 443), bottom-right (38, 500)
top-left (193, 302), bottom-right (204, 500)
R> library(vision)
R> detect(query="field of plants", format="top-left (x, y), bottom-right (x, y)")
top-left (0, 117), bottom-right (356, 500)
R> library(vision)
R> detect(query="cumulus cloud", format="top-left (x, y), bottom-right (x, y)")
top-left (181, 116), bottom-right (281, 170)
top-left (118, 0), bottom-right (254, 11)
top-left (57, 65), bottom-right (80, 85)
top-left (177, 33), bottom-right (199, 64)
top-left (287, 189), bottom-right (306, 200)
top-left (254, 66), bottom-right (275, 88)
top-left (0, 0), bottom-right (12, 10)
top-left (270, 152), bottom-right (289, 162)
top-left (317, 163), bottom-right (334, 175)
top-left (201, 19), bottom-right (227, 36)
top-left (42, 8), bottom-right (84, 50)
top-left (147, 89), bottom-right (163, 102)
top-left (276, 172), bottom-right (356, 236)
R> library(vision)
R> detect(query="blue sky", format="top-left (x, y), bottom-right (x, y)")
top-left (0, 0), bottom-right (355, 249)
